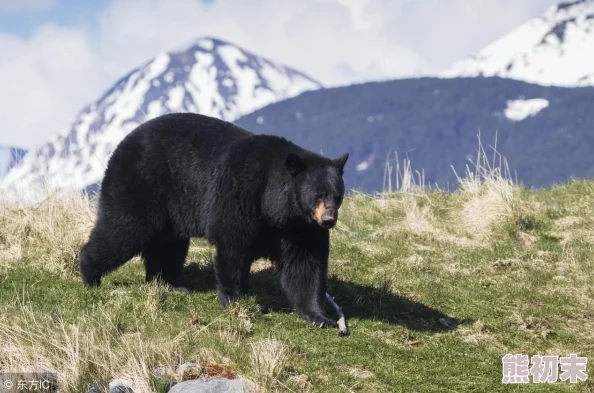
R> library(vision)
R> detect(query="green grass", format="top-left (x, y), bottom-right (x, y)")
top-left (1, 180), bottom-right (593, 392)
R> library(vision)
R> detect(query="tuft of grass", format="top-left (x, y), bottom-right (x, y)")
top-left (382, 151), bottom-right (426, 193)
top-left (249, 338), bottom-right (288, 390)
top-left (0, 192), bottom-right (95, 275)
top-left (454, 136), bottom-right (542, 241)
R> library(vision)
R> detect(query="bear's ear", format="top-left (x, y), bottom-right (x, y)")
top-left (285, 153), bottom-right (307, 176)
top-left (331, 153), bottom-right (349, 172)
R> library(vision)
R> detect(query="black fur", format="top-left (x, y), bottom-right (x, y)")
top-left (80, 113), bottom-right (348, 328)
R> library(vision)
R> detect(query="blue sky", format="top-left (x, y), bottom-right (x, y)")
top-left (0, 0), bottom-right (215, 38)
top-left (0, 0), bottom-right (107, 38)
top-left (0, 0), bottom-right (557, 148)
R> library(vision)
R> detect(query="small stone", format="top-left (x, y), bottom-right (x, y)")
top-left (153, 366), bottom-right (173, 378)
top-left (176, 362), bottom-right (197, 375)
top-left (109, 379), bottom-right (133, 393)
top-left (168, 378), bottom-right (255, 393)
top-left (176, 362), bottom-right (201, 380)
top-left (109, 387), bottom-right (133, 393)
top-left (553, 275), bottom-right (568, 281)
top-left (87, 383), bottom-right (101, 393)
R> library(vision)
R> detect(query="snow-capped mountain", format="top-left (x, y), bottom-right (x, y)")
top-left (0, 146), bottom-right (27, 177)
top-left (442, 0), bottom-right (594, 86)
top-left (1, 37), bottom-right (321, 201)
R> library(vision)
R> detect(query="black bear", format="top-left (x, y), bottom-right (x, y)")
top-left (80, 113), bottom-right (348, 328)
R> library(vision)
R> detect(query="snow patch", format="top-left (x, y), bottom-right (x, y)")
top-left (198, 38), bottom-right (215, 51)
top-left (442, 0), bottom-right (594, 87)
top-left (167, 85), bottom-right (186, 111)
top-left (504, 98), bottom-right (549, 121)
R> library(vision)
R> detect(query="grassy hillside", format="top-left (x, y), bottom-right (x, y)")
top-left (0, 157), bottom-right (593, 392)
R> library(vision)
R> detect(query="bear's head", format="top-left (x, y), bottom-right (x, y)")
top-left (286, 152), bottom-right (349, 229)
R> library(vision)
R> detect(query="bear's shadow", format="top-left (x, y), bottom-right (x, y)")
top-left (181, 261), bottom-right (463, 333)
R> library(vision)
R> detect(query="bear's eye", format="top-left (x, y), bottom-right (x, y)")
top-left (316, 193), bottom-right (326, 201)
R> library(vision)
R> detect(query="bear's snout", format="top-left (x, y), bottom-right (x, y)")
top-left (321, 214), bottom-right (336, 229)
top-left (313, 201), bottom-right (338, 229)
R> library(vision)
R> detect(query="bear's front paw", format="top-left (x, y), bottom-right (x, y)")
top-left (81, 276), bottom-right (101, 287)
top-left (217, 290), bottom-right (240, 305)
top-left (304, 313), bottom-right (338, 329)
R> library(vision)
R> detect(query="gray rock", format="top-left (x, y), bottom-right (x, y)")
top-left (108, 379), bottom-right (133, 393)
top-left (109, 386), bottom-right (133, 393)
top-left (87, 383), bottom-right (101, 393)
top-left (110, 387), bottom-right (133, 393)
top-left (168, 378), bottom-right (255, 393)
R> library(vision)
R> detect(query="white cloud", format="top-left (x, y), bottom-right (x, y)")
top-left (0, 25), bottom-right (108, 148)
top-left (0, 0), bottom-right (557, 148)
top-left (94, 0), bottom-right (431, 86)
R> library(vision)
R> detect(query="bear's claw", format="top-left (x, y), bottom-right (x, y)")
top-left (305, 314), bottom-right (337, 329)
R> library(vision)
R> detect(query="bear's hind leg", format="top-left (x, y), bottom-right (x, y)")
top-left (143, 249), bottom-right (163, 283)
top-left (162, 238), bottom-right (190, 289)
top-left (142, 237), bottom-right (189, 290)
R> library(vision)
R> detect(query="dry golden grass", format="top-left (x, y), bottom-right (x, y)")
top-left (362, 136), bottom-right (532, 249)
top-left (249, 338), bottom-right (288, 389)
top-left (0, 303), bottom-right (189, 392)
top-left (382, 152), bottom-right (426, 193)
top-left (403, 197), bottom-right (435, 234)
top-left (347, 366), bottom-right (374, 379)
top-left (453, 138), bottom-right (539, 240)
top-left (454, 320), bottom-right (504, 349)
top-left (286, 373), bottom-right (312, 392)
top-left (0, 192), bottom-right (95, 275)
